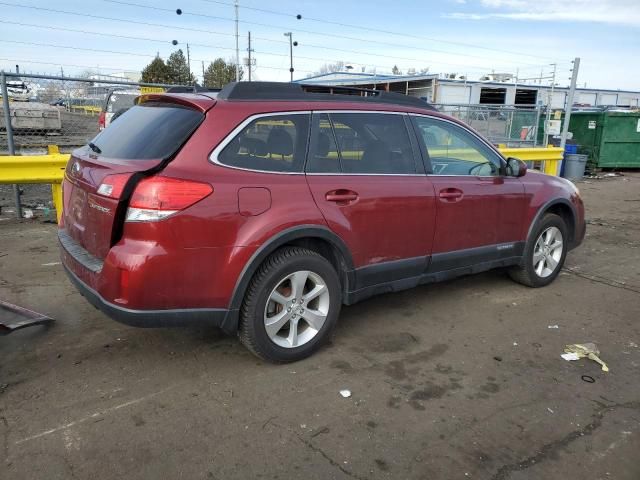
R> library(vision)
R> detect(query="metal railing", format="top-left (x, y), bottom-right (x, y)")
top-left (0, 145), bottom-right (563, 224)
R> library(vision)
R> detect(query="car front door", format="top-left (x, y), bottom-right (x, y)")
top-left (305, 112), bottom-right (436, 288)
top-left (410, 115), bottom-right (527, 270)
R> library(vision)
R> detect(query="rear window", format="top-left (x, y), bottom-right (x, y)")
top-left (89, 102), bottom-right (203, 160)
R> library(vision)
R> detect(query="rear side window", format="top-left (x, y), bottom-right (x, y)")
top-left (307, 112), bottom-right (417, 174)
top-left (217, 114), bottom-right (310, 173)
top-left (89, 102), bottom-right (203, 160)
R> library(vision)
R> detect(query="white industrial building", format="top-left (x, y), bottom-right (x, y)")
top-left (298, 72), bottom-right (640, 108)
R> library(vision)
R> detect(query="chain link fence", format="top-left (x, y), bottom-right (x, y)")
top-left (1, 72), bottom-right (187, 219)
top-left (432, 104), bottom-right (543, 147)
top-left (0, 73), bottom-right (184, 156)
top-left (1, 73), bottom-right (547, 219)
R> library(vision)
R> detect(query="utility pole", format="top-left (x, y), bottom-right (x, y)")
top-left (559, 57), bottom-right (580, 151)
top-left (284, 32), bottom-right (295, 82)
top-left (186, 43), bottom-right (191, 84)
top-left (234, 0), bottom-right (240, 82)
top-left (247, 31), bottom-right (252, 82)
top-left (202, 61), bottom-right (205, 86)
top-left (543, 63), bottom-right (557, 147)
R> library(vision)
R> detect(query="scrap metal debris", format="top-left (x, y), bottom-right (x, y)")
top-left (0, 300), bottom-right (53, 335)
top-left (561, 343), bottom-right (609, 372)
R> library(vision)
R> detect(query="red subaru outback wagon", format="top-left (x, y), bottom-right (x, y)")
top-left (59, 82), bottom-right (585, 362)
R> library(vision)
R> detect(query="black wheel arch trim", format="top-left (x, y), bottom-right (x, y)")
top-left (226, 225), bottom-right (355, 317)
top-left (527, 198), bottom-right (578, 246)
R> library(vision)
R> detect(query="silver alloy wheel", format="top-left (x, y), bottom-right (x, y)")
top-left (533, 226), bottom-right (564, 278)
top-left (263, 270), bottom-right (330, 348)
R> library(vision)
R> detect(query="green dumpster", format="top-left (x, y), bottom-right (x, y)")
top-left (569, 111), bottom-right (640, 168)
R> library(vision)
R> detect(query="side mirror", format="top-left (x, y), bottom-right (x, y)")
top-left (506, 157), bottom-right (527, 177)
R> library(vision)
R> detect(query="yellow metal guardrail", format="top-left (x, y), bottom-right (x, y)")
top-left (70, 105), bottom-right (101, 115)
top-left (498, 146), bottom-right (563, 176)
top-left (0, 145), bottom-right (67, 222)
top-left (0, 145), bottom-right (564, 224)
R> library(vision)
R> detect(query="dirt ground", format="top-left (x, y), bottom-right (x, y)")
top-left (1, 174), bottom-right (639, 480)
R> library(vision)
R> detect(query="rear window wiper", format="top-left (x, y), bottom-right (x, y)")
top-left (88, 142), bottom-right (102, 154)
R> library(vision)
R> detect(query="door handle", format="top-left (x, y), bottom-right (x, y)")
top-left (438, 188), bottom-right (463, 202)
top-left (325, 190), bottom-right (359, 204)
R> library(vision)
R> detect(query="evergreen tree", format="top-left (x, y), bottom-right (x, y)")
top-left (166, 49), bottom-right (196, 85)
top-left (203, 58), bottom-right (243, 88)
top-left (141, 55), bottom-right (170, 84)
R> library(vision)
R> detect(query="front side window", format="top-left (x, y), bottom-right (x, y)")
top-left (217, 114), bottom-right (310, 173)
top-left (307, 112), bottom-right (418, 174)
top-left (412, 116), bottom-right (501, 176)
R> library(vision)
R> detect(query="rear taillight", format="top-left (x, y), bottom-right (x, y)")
top-left (98, 111), bottom-right (106, 130)
top-left (97, 173), bottom-right (132, 199)
top-left (125, 176), bottom-right (213, 222)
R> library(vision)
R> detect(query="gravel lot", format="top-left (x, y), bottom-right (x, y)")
top-left (1, 173), bottom-right (639, 480)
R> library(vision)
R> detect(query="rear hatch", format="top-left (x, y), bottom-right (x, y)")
top-left (62, 99), bottom-right (207, 260)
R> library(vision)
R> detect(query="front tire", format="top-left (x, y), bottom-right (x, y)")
top-left (239, 247), bottom-right (342, 362)
top-left (509, 213), bottom-right (568, 287)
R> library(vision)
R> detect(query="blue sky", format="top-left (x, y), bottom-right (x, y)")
top-left (1, 0), bottom-right (639, 90)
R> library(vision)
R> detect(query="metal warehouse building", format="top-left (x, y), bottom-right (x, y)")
top-left (298, 72), bottom-right (640, 108)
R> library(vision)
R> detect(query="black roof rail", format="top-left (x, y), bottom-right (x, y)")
top-left (216, 82), bottom-right (436, 110)
top-left (165, 85), bottom-right (222, 94)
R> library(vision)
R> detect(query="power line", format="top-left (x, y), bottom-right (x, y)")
top-left (103, 0), bottom-right (551, 68)
top-left (0, 1), bottom-right (563, 80)
top-left (0, 39), bottom-right (160, 58)
top-left (199, 0), bottom-right (559, 62)
top-left (0, 17), bottom-right (547, 77)
top-left (0, 57), bottom-right (139, 73)
top-left (0, 2), bottom-right (245, 38)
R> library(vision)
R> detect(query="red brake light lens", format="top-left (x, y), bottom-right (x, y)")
top-left (126, 176), bottom-right (213, 222)
top-left (97, 173), bottom-right (131, 199)
top-left (98, 111), bottom-right (106, 129)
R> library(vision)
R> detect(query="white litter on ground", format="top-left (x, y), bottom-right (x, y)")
top-left (339, 389), bottom-right (351, 398)
top-left (561, 352), bottom-right (580, 361)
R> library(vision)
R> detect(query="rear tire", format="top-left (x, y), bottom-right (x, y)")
top-left (509, 213), bottom-right (568, 287)
top-left (239, 247), bottom-right (341, 362)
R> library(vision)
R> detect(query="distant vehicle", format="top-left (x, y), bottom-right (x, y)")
top-left (50, 98), bottom-right (68, 107)
top-left (60, 81), bottom-right (585, 363)
top-left (5, 80), bottom-right (30, 102)
top-left (98, 88), bottom-right (140, 130)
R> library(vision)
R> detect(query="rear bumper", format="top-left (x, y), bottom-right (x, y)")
top-left (63, 262), bottom-right (234, 330)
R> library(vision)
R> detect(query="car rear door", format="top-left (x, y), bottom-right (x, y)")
top-left (305, 111), bottom-right (436, 286)
top-left (410, 114), bottom-right (527, 268)
top-left (62, 100), bottom-right (206, 260)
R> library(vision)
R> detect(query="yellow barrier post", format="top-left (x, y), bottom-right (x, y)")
top-left (0, 145), bottom-right (68, 223)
